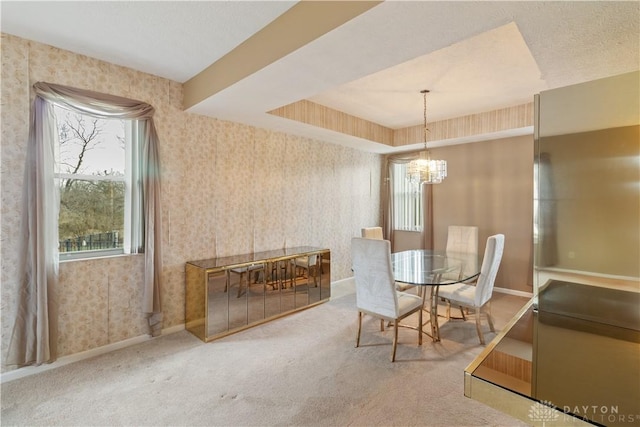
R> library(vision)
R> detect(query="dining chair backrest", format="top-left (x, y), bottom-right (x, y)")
top-left (475, 234), bottom-right (505, 307)
top-left (351, 237), bottom-right (398, 319)
top-left (292, 254), bottom-right (317, 266)
top-left (446, 225), bottom-right (478, 254)
top-left (308, 254), bottom-right (318, 266)
top-left (361, 227), bottom-right (384, 240)
top-left (444, 226), bottom-right (478, 280)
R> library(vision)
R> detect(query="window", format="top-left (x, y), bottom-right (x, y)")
top-left (391, 162), bottom-right (423, 231)
top-left (53, 105), bottom-right (137, 259)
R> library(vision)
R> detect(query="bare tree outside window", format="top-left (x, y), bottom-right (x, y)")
top-left (54, 106), bottom-right (127, 254)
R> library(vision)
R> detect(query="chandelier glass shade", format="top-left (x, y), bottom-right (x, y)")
top-left (407, 89), bottom-right (447, 185)
top-left (407, 153), bottom-right (448, 184)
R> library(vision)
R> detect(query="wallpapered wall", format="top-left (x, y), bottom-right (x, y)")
top-left (0, 34), bottom-right (382, 371)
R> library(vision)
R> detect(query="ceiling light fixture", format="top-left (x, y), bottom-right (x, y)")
top-left (407, 90), bottom-right (447, 184)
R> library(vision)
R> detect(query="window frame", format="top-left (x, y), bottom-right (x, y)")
top-left (391, 162), bottom-right (424, 232)
top-left (52, 105), bottom-right (138, 261)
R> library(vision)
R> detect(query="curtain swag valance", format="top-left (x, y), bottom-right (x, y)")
top-left (386, 149), bottom-right (425, 165)
top-left (33, 82), bottom-right (156, 120)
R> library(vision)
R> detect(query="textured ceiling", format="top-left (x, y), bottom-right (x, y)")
top-left (0, 1), bottom-right (297, 83)
top-left (2, 1), bottom-right (639, 153)
top-left (309, 22), bottom-right (546, 128)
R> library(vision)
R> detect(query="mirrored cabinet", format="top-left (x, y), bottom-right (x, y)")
top-left (185, 247), bottom-right (330, 342)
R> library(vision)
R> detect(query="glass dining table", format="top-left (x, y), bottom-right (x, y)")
top-left (391, 249), bottom-right (481, 342)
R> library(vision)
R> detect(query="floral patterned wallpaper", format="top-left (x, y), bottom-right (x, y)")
top-left (0, 34), bottom-right (382, 372)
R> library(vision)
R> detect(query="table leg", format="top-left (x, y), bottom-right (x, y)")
top-left (427, 273), bottom-right (443, 342)
top-left (430, 285), bottom-right (440, 341)
top-left (397, 280), bottom-right (444, 342)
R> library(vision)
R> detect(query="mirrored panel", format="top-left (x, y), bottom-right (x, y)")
top-left (535, 125), bottom-right (640, 284)
top-left (207, 270), bottom-right (228, 336)
top-left (291, 254), bottom-right (316, 309)
top-left (228, 268), bottom-right (248, 330)
top-left (308, 253), bottom-right (324, 305)
top-left (280, 279), bottom-right (296, 314)
top-left (247, 263), bottom-right (266, 324)
top-left (265, 260), bottom-right (286, 318)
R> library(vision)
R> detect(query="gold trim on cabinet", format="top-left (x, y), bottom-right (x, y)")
top-left (464, 298), bottom-right (533, 380)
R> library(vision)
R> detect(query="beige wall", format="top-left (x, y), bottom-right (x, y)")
top-left (0, 34), bottom-right (383, 370)
top-left (431, 135), bottom-right (535, 293)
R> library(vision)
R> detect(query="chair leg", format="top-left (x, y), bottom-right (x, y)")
top-left (486, 303), bottom-right (495, 332)
top-left (486, 311), bottom-right (495, 332)
top-left (475, 307), bottom-right (485, 345)
top-left (290, 265), bottom-right (296, 289)
top-left (418, 309), bottom-right (423, 346)
top-left (380, 319), bottom-right (384, 331)
top-left (237, 272), bottom-right (245, 298)
top-left (391, 321), bottom-right (399, 362)
top-left (356, 312), bottom-right (362, 348)
top-left (459, 306), bottom-right (466, 320)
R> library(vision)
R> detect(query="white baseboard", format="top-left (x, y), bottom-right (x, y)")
top-left (493, 286), bottom-right (533, 298)
top-left (0, 323), bottom-right (185, 384)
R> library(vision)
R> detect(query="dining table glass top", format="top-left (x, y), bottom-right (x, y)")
top-left (391, 249), bottom-right (481, 286)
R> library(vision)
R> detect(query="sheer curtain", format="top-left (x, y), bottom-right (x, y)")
top-left (7, 82), bottom-right (164, 367)
top-left (382, 150), bottom-right (435, 252)
top-left (6, 96), bottom-right (60, 367)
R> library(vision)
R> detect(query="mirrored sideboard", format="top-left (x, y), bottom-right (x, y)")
top-left (185, 246), bottom-right (331, 342)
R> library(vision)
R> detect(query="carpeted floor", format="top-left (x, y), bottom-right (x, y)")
top-left (1, 291), bottom-right (530, 426)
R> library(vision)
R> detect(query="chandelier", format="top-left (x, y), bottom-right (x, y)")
top-left (407, 90), bottom-right (447, 184)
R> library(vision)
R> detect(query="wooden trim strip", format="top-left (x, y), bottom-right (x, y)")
top-left (270, 100), bottom-right (534, 147)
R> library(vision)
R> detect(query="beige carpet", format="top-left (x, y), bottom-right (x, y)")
top-left (1, 292), bottom-right (530, 426)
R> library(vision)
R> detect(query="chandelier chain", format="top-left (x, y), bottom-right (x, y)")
top-left (423, 89), bottom-right (428, 148)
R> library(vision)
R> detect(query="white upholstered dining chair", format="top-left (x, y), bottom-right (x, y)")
top-left (446, 225), bottom-right (479, 254)
top-left (443, 225), bottom-right (479, 282)
top-left (437, 234), bottom-right (504, 344)
top-left (361, 226), bottom-right (384, 240)
top-left (351, 237), bottom-right (423, 362)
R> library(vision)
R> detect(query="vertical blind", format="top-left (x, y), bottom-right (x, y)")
top-left (391, 162), bottom-right (423, 231)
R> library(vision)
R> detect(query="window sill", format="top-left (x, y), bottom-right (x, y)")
top-left (59, 252), bottom-right (142, 264)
